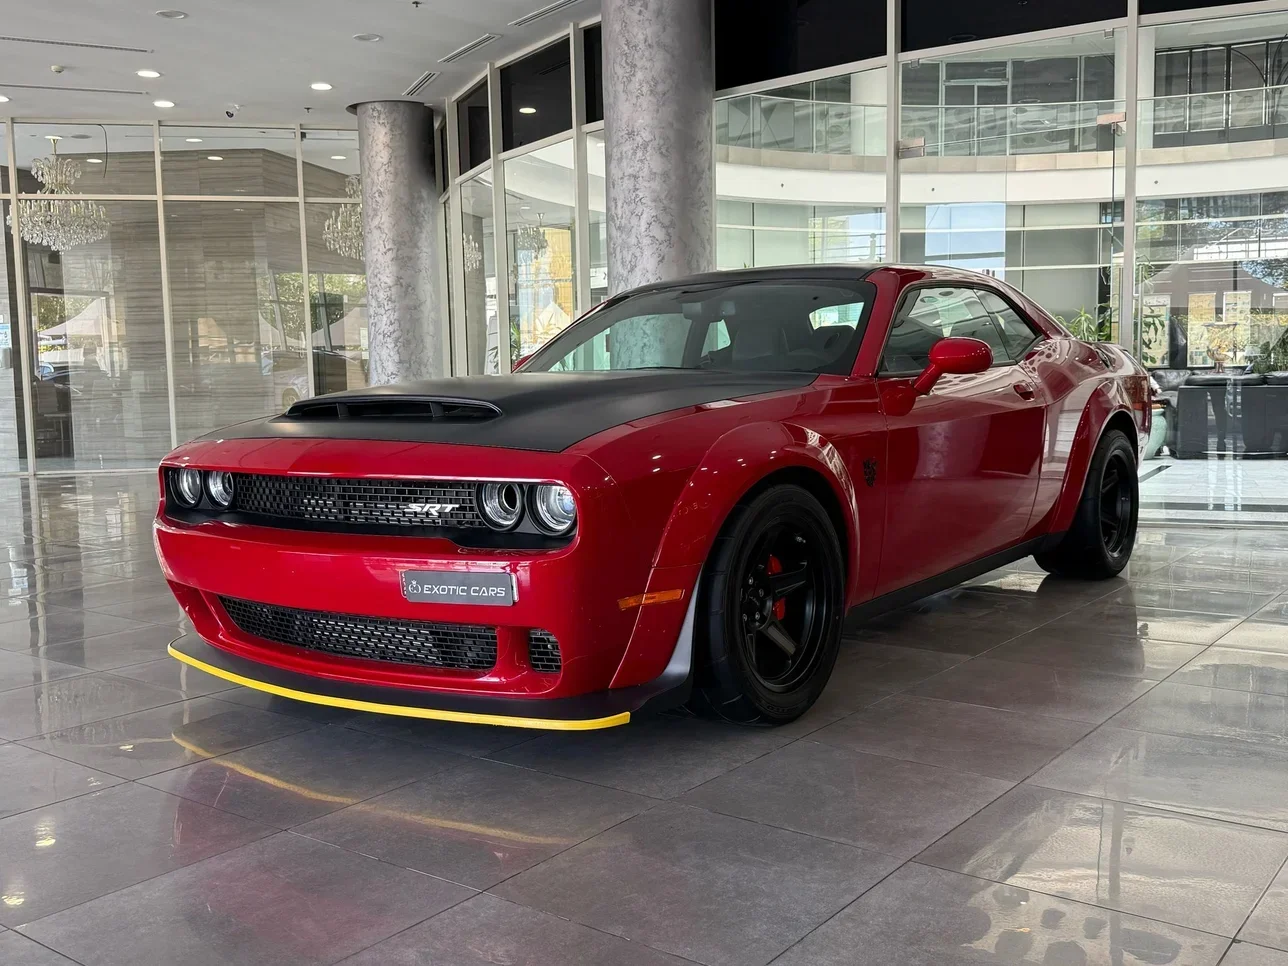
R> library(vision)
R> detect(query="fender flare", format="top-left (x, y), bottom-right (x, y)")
top-left (651, 420), bottom-right (862, 602)
top-left (1046, 384), bottom-right (1138, 537)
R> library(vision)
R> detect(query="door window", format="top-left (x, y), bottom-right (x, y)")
top-left (880, 286), bottom-right (1009, 373)
top-left (978, 290), bottom-right (1043, 360)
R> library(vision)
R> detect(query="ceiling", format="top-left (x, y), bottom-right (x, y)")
top-left (0, 0), bottom-right (601, 127)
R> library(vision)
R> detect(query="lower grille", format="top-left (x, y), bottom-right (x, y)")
top-left (219, 597), bottom-right (497, 671)
top-left (528, 629), bottom-right (562, 673)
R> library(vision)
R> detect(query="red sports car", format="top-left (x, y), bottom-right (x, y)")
top-left (154, 265), bottom-right (1148, 730)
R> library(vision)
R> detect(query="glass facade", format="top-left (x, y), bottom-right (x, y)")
top-left (0, 122), bottom-right (365, 473)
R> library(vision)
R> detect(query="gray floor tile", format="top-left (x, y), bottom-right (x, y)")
top-left (1032, 726), bottom-right (1288, 832)
top-left (1171, 648), bottom-right (1288, 696)
top-left (1182, 549), bottom-right (1288, 576)
top-left (489, 714), bottom-right (790, 799)
top-left (1255, 597), bottom-right (1288, 623)
top-left (829, 643), bottom-right (967, 693)
top-left (19, 696), bottom-right (310, 779)
top-left (297, 759), bottom-right (650, 889)
top-left (908, 657), bottom-right (1155, 723)
top-left (84, 594), bottom-right (186, 625)
top-left (0, 673), bottom-right (184, 741)
top-left (0, 651), bottom-right (92, 694)
top-left (0, 931), bottom-right (80, 965)
top-left (810, 694), bottom-right (1094, 781)
top-left (1223, 944), bottom-right (1288, 966)
top-left (1131, 563), bottom-right (1288, 596)
top-left (1045, 603), bottom-right (1244, 645)
top-left (678, 739), bottom-right (1012, 858)
top-left (33, 578), bottom-right (173, 612)
top-left (0, 608), bottom-right (155, 652)
top-left (0, 781), bottom-right (273, 926)
top-left (771, 669), bottom-right (887, 739)
top-left (36, 623), bottom-right (183, 671)
top-left (213, 685), bottom-right (359, 724)
top-left (338, 893), bottom-right (690, 965)
top-left (769, 862), bottom-right (1229, 966)
top-left (0, 743), bottom-right (122, 819)
top-left (987, 629), bottom-right (1204, 680)
top-left (108, 656), bottom-right (236, 697)
top-left (1240, 863), bottom-right (1288, 953)
top-left (141, 725), bottom-right (464, 827)
top-left (1110, 682), bottom-right (1288, 750)
top-left (965, 569), bottom-right (1127, 604)
top-left (343, 713), bottom-right (537, 757)
top-left (920, 783), bottom-right (1288, 935)
top-left (847, 611), bottom-right (1018, 656)
top-left (1218, 622), bottom-right (1288, 654)
top-left (494, 802), bottom-right (900, 966)
top-left (20, 832), bottom-right (473, 966)
top-left (1105, 584), bottom-right (1277, 618)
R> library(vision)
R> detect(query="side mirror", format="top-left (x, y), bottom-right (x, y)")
top-left (512, 353), bottom-right (533, 371)
top-left (912, 337), bottom-right (993, 395)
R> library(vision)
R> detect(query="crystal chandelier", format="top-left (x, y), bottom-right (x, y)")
top-left (10, 147), bottom-right (110, 251)
top-left (515, 217), bottom-right (549, 257)
top-left (323, 174), bottom-right (364, 260)
top-left (462, 234), bottom-right (484, 273)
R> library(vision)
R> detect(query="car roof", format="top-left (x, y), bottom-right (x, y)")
top-left (621, 263), bottom-right (1010, 296)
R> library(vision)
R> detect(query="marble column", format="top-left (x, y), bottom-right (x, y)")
top-left (355, 100), bottom-right (442, 384)
top-left (602, 0), bottom-right (715, 295)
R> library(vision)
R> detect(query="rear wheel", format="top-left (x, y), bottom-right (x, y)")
top-left (689, 485), bottom-right (845, 725)
top-left (1035, 428), bottom-right (1138, 579)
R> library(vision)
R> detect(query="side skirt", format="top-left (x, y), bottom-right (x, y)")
top-left (844, 535), bottom-right (1055, 625)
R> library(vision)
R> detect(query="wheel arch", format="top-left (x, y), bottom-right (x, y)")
top-left (1046, 391), bottom-right (1141, 536)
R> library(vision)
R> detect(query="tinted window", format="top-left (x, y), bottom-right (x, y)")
top-left (902, 0), bottom-right (1125, 52)
top-left (500, 40), bottom-right (573, 151)
top-left (457, 82), bottom-right (490, 173)
top-left (584, 25), bottom-right (604, 124)
top-left (979, 290), bottom-right (1043, 360)
top-left (881, 287), bottom-right (1009, 372)
top-left (526, 279), bottom-right (875, 374)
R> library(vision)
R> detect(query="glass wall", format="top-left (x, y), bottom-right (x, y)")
top-left (1, 122), bottom-right (366, 474)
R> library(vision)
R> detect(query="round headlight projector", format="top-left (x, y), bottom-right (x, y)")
top-left (532, 484), bottom-right (577, 535)
top-left (206, 470), bottom-right (235, 508)
top-left (478, 482), bottom-right (524, 530)
top-left (174, 468), bottom-right (204, 506)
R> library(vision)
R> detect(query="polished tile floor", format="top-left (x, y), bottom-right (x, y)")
top-left (2, 474), bottom-right (1288, 965)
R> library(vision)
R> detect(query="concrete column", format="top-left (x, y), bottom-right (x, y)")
top-left (602, 0), bottom-right (714, 294)
top-left (355, 100), bottom-right (442, 384)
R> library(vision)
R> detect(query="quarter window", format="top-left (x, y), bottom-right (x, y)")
top-left (978, 290), bottom-right (1043, 360)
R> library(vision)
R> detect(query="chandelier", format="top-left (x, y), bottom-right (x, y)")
top-left (10, 148), bottom-right (110, 251)
top-left (323, 174), bottom-right (364, 260)
top-left (515, 216), bottom-right (548, 257)
top-left (462, 234), bottom-right (484, 273)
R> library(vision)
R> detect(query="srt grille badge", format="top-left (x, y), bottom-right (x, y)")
top-left (405, 503), bottom-right (460, 516)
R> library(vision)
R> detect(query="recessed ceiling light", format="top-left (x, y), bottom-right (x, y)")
top-left (0, 96), bottom-right (10, 103)
top-left (353, 33), bottom-right (382, 42)
top-left (153, 99), bottom-right (175, 108)
top-left (518, 106), bottom-right (537, 115)
top-left (185, 137), bottom-right (202, 142)
top-left (310, 82), bottom-right (332, 91)
top-left (136, 69), bottom-right (162, 78)
top-left (520, 205), bottom-right (531, 211)
top-left (86, 158), bottom-right (103, 164)
top-left (330, 155), bottom-right (347, 160)
top-left (155, 9), bottom-right (187, 18)
top-left (206, 155), bottom-right (223, 161)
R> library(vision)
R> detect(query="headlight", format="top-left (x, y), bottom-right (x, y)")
top-left (531, 484), bottom-right (576, 535)
top-left (173, 468), bottom-right (204, 507)
top-left (477, 482), bottom-right (524, 530)
top-left (206, 470), bottom-right (235, 508)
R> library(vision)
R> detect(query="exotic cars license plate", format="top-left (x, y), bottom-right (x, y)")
top-left (400, 570), bottom-right (515, 605)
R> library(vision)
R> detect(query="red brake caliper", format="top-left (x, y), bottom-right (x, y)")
top-left (767, 555), bottom-right (787, 620)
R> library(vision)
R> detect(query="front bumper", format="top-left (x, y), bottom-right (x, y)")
top-left (169, 632), bottom-right (689, 730)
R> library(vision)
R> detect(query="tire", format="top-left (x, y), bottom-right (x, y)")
top-left (688, 484), bottom-right (845, 725)
top-left (1035, 428), bottom-right (1138, 579)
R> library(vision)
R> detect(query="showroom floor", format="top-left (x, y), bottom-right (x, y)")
top-left (1, 475), bottom-right (1287, 966)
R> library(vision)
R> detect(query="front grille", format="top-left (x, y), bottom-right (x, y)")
top-left (528, 629), bottom-right (562, 673)
top-left (232, 474), bottom-right (486, 530)
top-left (219, 596), bottom-right (497, 671)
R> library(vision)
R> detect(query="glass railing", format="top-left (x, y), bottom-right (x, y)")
top-left (715, 95), bottom-right (888, 158)
top-left (1139, 84), bottom-right (1288, 144)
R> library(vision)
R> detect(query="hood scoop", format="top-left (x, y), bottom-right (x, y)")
top-left (285, 395), bottom-right (501, 422)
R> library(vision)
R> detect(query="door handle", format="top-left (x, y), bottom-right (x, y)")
top-left (1013, 382), bottom-right (1036, 400)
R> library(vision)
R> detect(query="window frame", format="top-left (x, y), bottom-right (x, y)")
top-left (875, 280), bottom-right (1047, 377)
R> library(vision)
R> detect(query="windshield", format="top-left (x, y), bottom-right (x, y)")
top-left (524, 277), bottom-right (876, 375)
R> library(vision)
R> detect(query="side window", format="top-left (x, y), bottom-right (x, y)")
top-left (979, 290), bottom-right (1043, 360)
top-left (880, 287), bottom-right (1010, 373)
top-left (701, 319), bottom-right (731, 354)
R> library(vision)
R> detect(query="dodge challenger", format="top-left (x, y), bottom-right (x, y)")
top-left (154, 265), bottom-right (1149, 729)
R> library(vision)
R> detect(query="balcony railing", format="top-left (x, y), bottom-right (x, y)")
top-left (1140, 83), bottom-right (1288, 145)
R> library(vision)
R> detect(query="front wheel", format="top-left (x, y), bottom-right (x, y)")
top-left (689, 484), bottom-right (845, 725)
top-left (1035, 428), bottom-right (1138, 579)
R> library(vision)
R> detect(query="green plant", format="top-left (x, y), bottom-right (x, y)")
top-left (1058, 304), bottom-right (1113, 343)
top-left (1250, 328), bottom-right (1288, 374)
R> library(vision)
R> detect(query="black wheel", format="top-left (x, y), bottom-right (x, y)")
top-left (1035, 428), bottom-right (1138, 579)
top-left (689, 484), bottom-right (845, 725)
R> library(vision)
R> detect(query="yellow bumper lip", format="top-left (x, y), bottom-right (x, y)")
top-left (168, 643), bottom-right (631, 731)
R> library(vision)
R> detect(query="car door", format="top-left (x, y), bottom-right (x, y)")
top-left (874, 284), bottom-right (1047, 595)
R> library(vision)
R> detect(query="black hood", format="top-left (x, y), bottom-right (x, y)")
top-left (203, 370), bottom-right (818, 453)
